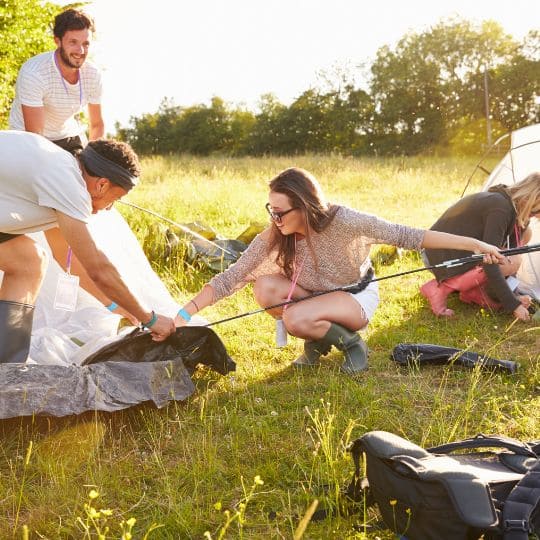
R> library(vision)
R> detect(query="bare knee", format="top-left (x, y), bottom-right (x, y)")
top-left (253, 274), bottom-right (287, 305)
top-left (282, 309), bottom-right (311, 338)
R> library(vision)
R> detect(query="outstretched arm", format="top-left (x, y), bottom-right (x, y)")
top-left (55, 211), bottom-right (175, 340)
top-left (421, 230), bottom-right (506, 265)
top-left (44, 227), bottom-right (138, 324)
top-left (174, 285), bottom-right (215, 327)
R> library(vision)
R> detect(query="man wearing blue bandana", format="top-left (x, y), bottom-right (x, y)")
top-left (0, 130), bottom-right (176, 363)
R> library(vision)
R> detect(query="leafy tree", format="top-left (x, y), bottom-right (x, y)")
top-left (247, 94), bottom-right (288, 155)
top-left (170, 97), bottom-right (232, 155)
top-left (246, 87), bottom-right (373, 156)
top-left (370, 18), bottom-right (519, 154)
top-left (0, 0), bottom-right (62, 128)
top-left (489, 30), bottom-right (540, 129)
top-left (117, 16), bottom-right (538, 157)
top-left (118, 97), bottom-right (257, 156)
top-left (226, 107), bottom-right (256, 155)
top-left (280, 89), bottom-right (335, 153)
top-left (329, 85), bottom-right (374, 155)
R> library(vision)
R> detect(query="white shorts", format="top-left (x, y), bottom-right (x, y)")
top-left (350, 278), bottom-right (380, 323)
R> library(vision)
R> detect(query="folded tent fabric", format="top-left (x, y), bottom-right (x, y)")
top-left (0, 327), bottom-right (235, 419)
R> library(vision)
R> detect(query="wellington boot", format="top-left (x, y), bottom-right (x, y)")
top-left (419, 279), bottom-right (455, 317)
top-left (322, 323), bottom-right (368, 375)
top-left (0, 300), bottom-right (34, 364)
top-left (292, 339), bottom-right (331, 368)
top-left (421, 268), bottom-right (490, 317)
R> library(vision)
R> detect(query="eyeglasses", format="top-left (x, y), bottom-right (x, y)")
top-left (265, 203), bottom-right (296, 223)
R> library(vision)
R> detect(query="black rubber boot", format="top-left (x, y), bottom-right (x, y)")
top-left (0, 300), bottom-right (34, 364)
top-left (292, 339), bottom-right (331, 367)
top-left (323, 323), bottom-right (369, 375)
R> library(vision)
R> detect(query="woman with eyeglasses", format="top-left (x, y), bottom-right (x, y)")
top-left (175, 167), bottom-right (505, 375)
top-left (420, 171), bottom-right (540, 321)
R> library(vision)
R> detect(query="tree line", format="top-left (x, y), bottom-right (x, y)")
top-left (1, 1), bottom-right (539, 156)
top-left (116, 19), bottom-right (539, 156)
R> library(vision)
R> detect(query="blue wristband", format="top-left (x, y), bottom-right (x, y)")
top-left (177, 308), bottom-right (192, 322)
top-left (106, 301), bottom-right (118, 312)
top-left (141, 310), bottom-right (158, 329)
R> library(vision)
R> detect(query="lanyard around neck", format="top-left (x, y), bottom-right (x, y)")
top-left (284, 235), bottom-right (306, 310)
top-left (53, 51), bottom-right (83, 106)
top-left (66, 247), bottom-right (73, 274)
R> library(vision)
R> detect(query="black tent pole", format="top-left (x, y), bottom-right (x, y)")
top-left (205, 243), bottom-right (540, 327)
top-left (118, 200), bottom-right (237, 257)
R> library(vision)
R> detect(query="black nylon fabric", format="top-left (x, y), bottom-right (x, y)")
top-left (0, 327), bottom-right (235, 419)
top-left (82, 326), bottom-right (236, 374)
top-left (391, 343), bottom-right (518, 374)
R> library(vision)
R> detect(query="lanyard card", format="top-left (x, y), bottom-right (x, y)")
top-left (54, 273), bottom-right (80, 311)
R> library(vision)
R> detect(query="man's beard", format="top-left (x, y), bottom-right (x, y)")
top-left (58, 45), bottom-right (85, 69)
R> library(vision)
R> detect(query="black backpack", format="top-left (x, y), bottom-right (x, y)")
top-left (348, 431), bottom-right (540, 540)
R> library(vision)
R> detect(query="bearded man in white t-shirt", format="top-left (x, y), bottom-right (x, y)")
top-left (9, 8), bottom-right (104, 154)
top-left (0, 131), bottom-right (176, 364)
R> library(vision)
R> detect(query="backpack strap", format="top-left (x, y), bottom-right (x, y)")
top-left (502, 458), bottom-right (540, 540)
top-left (427, 434), bottom-right (538, 458)
top-left (346, 439), bottom-right (371, 503)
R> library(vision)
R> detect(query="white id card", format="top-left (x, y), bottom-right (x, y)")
top-left (54, 273), bottom-right (80, 311)
top-left (275, 318), bottom-right (288, 347)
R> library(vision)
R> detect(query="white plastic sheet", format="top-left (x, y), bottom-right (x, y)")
top-left (1, 208), bottom-right (207, 366)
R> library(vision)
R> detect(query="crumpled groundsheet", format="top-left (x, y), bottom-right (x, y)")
top-left (0, 327), bottom-right (235, 419)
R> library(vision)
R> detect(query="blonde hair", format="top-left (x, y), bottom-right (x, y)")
top-left (506, 172), bottom-right (540, 228)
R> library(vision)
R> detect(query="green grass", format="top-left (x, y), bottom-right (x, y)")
top-left (0, 155), bottom-right (538, 539)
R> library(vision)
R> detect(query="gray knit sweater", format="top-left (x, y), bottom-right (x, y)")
top-left (209, 205), bottom-right (425, 301)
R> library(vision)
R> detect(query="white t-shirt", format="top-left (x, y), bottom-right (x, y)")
top-left (0, 131), bottom-right (92, 234)
top-left (9, 51), bottom-right (102, 141)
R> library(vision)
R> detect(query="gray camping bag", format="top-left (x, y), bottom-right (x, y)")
top-left (348, 431), bottom-right (540, 540)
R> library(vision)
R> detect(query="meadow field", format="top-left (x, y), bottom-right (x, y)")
top-left (1, 155), bottom-right (538, 539)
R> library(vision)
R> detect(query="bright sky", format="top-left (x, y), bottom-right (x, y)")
top-left (77, 0), bottom-right (539, 133)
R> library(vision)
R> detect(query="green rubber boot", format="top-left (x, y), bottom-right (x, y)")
top-left (0, 300), bottom-right (34, 364)
top-left (323, 323), bottom-right (369, 375)
top-left (292, 339), bottom-right (332, 368)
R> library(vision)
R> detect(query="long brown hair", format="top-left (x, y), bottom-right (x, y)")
top-left (506, 172), bottom-right (540, 228)
top-left (268, 167), bottom-right (337, 278)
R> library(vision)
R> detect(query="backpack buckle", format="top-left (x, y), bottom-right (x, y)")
top-left (504, 519), bottom-right (529, 532)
